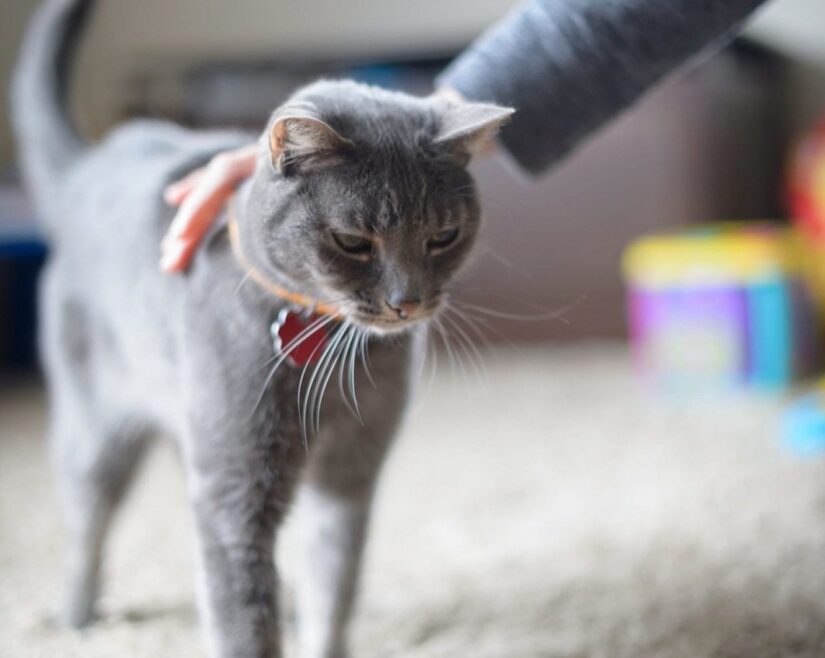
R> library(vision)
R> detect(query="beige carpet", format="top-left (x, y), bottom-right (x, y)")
top-left (3, 343), bottom-right (825, 658)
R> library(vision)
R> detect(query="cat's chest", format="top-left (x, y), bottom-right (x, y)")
top-left (264, 316), bottom-right (417, 428)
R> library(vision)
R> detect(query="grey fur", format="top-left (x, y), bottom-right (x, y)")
top-left (12, 1), bottom-right (511, 657)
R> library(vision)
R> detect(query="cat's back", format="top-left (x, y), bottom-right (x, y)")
top-left (45, 119), bottom-right (252, 311)
top-left (39, 119), bottom-right (257, 421)
top-left (51, 120), bottom-right (251, 250)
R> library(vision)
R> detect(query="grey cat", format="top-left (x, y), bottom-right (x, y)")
top-left (12, 1), bottom-right (512, 656)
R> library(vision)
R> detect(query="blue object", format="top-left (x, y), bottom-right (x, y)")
top-left (0, 179), bottom-right (48, 369)
top-left (781, 391), bottom-right (825, 457)
top-left (747, 279), bottom-right (793, 390)
top-left (0, 233), bottom-right (47, 369)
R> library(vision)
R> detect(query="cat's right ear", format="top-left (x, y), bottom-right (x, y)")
top-left (433, 99), bottom-right (515, 166)
top-left (268, 110), bottom-right (353, 174)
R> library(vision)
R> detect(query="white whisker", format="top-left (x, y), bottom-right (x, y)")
top-left (431, 316), bottom-right (461, 383)
top-left (358, 330), bottom-right (376, 388)
top-left (335, 325), bottom-right (362, 422)
top-left (444, 305), bottom-right (494, 352)
top-left (252, 313), bottom-right (336, 413)
top-left (440, 311), bottom-right (486, 386)
top-left (298, 322), bottom-right (346, 448)
top-left (344, 327), bottom-right (364, 423)
top-left (233, 270), bottom-right (254, 297)
top-left (255, 313), bottom-right (336, 374)
top-left (453, 295), bottom-right (584, 323)
top-left (311, 324), bottom-right (352, 435)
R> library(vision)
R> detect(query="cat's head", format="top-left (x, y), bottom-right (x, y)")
top-left (241, 80), bottom-right (513, 334)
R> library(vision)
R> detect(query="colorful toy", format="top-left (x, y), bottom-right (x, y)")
top-left (782, 380), bottom-right (825, 456)
top-left (788, 117), bottom-right (825, 315)
top-left (779, 117), bottom-right (825, 456)
top-left (788, 118), bottom-right (825, 246)
top-left (622, 224), bottom-right (819, 392)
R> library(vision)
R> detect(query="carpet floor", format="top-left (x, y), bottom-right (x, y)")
top-left (3, 343), bottom-right (825, 657)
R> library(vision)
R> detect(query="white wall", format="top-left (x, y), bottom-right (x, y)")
top-left (748, 0), bottom-right (825, 63)
top-left (3, 0), bottom-right (825, 168)
top-left (1, 0), bottom-right (518, 165)
top-left (747, 0), bottom-right (825, 134)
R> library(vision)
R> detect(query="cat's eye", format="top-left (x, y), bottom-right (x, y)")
top-left (426, 227), bottom-right (460, 253)
top-left (331, 231), bottom-right (374, 258)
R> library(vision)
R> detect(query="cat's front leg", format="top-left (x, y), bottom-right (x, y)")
top-left (184, 416), bottom-right (301, 658)
top-left (190, 493), bottom-right (279, 658)
top-left (291, 484), bottom-right (371, 658)
top-left (293, 411), bottom-right (402, 658)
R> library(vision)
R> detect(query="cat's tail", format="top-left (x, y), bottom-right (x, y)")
top-left (11, 0), bottom-right (95, 209)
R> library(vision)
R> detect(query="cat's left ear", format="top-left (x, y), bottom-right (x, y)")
top-left (433, 100), bottom-right (515, 164)
top-left (268, 107), bottom-right (353, 174)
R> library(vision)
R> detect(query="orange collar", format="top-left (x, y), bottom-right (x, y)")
top-left (226, 203), bottom-right (341, 319)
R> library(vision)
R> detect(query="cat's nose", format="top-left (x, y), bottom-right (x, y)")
top-left (386, 297), bottom-right (422, 320)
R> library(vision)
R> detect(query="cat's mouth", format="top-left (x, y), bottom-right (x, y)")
top-left (343, 296), bottom-right (443, 334)
top-left (350, 312), bottom-right (433, 335)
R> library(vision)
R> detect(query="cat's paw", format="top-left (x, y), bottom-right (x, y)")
top-left (300, 642), bottom-right (350, 658)
top-left (58, 591), bottom-right (99, 630)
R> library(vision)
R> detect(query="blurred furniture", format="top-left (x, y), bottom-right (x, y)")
top-left (0, 179), bottom-right (46, 369)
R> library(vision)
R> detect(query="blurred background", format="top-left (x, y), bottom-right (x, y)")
top-left (2, 0), bottom-right (825, 350)
top-left (6, 1), bottom-right (825, 656)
